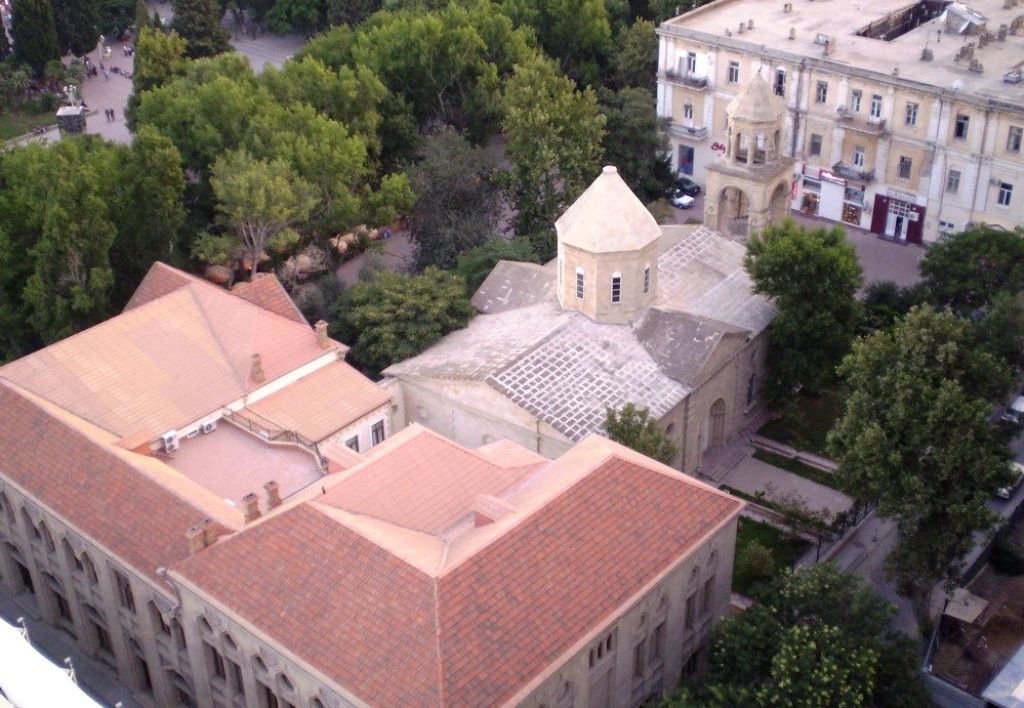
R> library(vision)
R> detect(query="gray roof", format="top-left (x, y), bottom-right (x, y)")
top-left (385, 226), bottom-right (774, 442)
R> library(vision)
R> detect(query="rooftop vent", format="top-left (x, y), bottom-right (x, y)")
top-left (738, 21), bottom-right (745, 33)
top-left (921, 47), bottom-right (934, 60)
top-left (814, 33), bottom-right (831, 45)
top-left (789, 27), bottom-right (796, 39)
top-left (748, 19), bottom-right (754, 29)
top-left (783, 2), bottom-right (792, 12)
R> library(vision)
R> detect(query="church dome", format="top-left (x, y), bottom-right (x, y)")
top-left (556, 166), bottom-right (660, 254)
top-left (726, 74), bottom-right (785, 124)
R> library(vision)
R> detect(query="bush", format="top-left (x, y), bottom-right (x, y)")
top-left (737, 541), bottom-right (775, 585)
top-left (990, 537), bottom-right (1024, 576)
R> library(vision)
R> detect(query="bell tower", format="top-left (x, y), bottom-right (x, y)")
top-left (704, 74), bottom-right (795, 239)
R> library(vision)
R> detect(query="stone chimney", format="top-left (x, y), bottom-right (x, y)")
top-left (315, 320), bottom-right (329, 349)
top-left (186, 525), bottom-right (206, 555)
top-left (250, 353), bottom-right (266, 384)
top-left (264, 480), bottom-right (282, 510)
top-left (201, 518), bottom-right (218, 547)
top-left (242, 492), bottom-right (261, 522)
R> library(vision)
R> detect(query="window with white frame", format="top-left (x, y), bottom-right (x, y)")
top-left (686, 52), bottom-right (697, 73)
top-left (954, 113), bottom-right (970, 139)
top-left (905, 102), bottom-right (918, 126)
top-left (809, 133), bottom-right (822, 156)
top-left (850, 89), bottom-right (862, 112)
top-left (683, 102), bottom-right (693, 120)
top-left (938, 219), bottom-right (956, 234)
top-left (1009, 126), bottom-right (1023, 153)
top-left (774, 69), bottom-right (786, 97)
top-left (575, 266), bottom-right (584, 300)
top-left (815, 80), bottom-right (828, 103)
top-left (727, 61), bottom-right (739, 83)
top-left (869, 94), bottom-right (882, 119)
top-left (998, 182), bottom-right (1014, 207)
top-left (853, 145), bottom-right (865, 167)
top-left (946, 169), bottom-right (961, 194)
top-left (371, 420), bottom-right (385, 446)
top-left (610, 273), bottom-right (622, 304)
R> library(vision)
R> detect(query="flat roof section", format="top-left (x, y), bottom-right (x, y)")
top-left (164, 421), bottom-right (322, 508)
top-left (663, 0), bottom-right (1024, 106)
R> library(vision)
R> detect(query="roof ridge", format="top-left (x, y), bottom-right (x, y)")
top-left (185, 283), bottom-right (248, 390)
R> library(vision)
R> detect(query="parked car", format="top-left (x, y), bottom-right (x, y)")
top-left (670, 191), bottom-right (695, 209)
top-left (674, 175), bottom-right (702, 196)
top-left (1001, 395), bottom-right (1024, 426)
top-left (996, 461), bottom-right (1024, 500)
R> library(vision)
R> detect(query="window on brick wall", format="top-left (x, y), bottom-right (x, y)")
top-left (728, 61), bottom-right (739, 83)
top-left (954, 113), bottom-right (970, 139)
top-left (946, 169), bottom-right (961, 194)
top-left (905, 102), bottom-right (918, 126)
top-left (115, 570), bottom-right (136, 613)
top-left (815, 80), bottom-right (828, 103)
top-left (1009, 126), bottom-right (1023, 153)
top-left (809, 133), bottom-right (822, 157)
top-left (998, 182), bottom-right (1014, 207)
top-left (898, 156), bottom-right (912, 180)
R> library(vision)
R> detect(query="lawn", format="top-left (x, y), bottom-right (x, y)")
top-left (732, 517), bottom-right (812, 597)
top-left (758, 388), bottom-right (846, 456)
top-left (0, 109), bottom-right (56, 141)
top-left (751, 449), bottom-right (852, 493)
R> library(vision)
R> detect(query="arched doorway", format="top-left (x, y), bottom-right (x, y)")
top-left (769, 181), bottom-right (790, 225)
top-left (715, 187), bottom-right (751, 238)
top-left (709, 399), bottom-right (727, 448)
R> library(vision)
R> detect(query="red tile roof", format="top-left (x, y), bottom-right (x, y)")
top-left (0, 381), bottom-right (227, 586)
top-left (232, 275), bottom-right (308, 326)
top-left (174, 439), bottom-right (741, 705)
top-left (123, 262), bottom-right (212, 312)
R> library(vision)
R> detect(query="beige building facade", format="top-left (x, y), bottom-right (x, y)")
top-left (659, 0), bottom-right (1024, 243)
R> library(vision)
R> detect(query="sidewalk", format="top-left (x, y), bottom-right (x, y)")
top-left (0, 588), bottom-right (141, 707)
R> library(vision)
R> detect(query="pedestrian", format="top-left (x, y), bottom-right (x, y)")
top-left (110, 108), bottom-right (116, 122)
top-left (103, 68), bottom-right (109, 81)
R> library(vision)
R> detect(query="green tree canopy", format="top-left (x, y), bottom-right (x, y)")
top-left (610, 19), bottom-right (657, 91)
top-left (603, 402), bottom-right (678, 464)
top-left (598, 86), bottom-right (671, 201)
top-left (828, 307), bottom-right (1013, 596)
top-left (331, 267), bottom-right (474, 376)
top-left (691, 564), bottom-right (927, 708)
top-left (126, 27), bottom-right (188, 126)
top-left (52, 0), bottom-right (99, 57)
top-left (95, 0), bottom-right (135, 36)
top-left (405, 126), bottom-right (502, 271)
top-left (11, 0), bottom-right (60, 77)
top-left (171, 0), bottom-right (231, 58)
top-left (455, 236), bottom-right (539, 295)
top-left (209, 149), bottom-right (316, 279)
top-left (744, 219), bottom-right (862, 407)
top-left (502, 54), bottom-right (605, 256)
top-left (920, 227), bottom-right (1024, 315)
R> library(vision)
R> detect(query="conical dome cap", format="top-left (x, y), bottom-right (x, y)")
top-left (726, 74), bottom-right (785, 123)
top-left (556, 166), bottom-right (660, 253)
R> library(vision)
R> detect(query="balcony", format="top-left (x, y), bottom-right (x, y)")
top-left (835, 107), bottom-right (888, 136)
top-left (670, 123), bottom-right (709, 141)
top-left (832, 161), bottom-right (876, 183)
top-left (661, 70), bottom-right (708, 91)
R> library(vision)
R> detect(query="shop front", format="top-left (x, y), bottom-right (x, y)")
top-left (869, 188), bottom-right (926, 244)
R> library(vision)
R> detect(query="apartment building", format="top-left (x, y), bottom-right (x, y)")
top-left (0, 263), bottom-right (743, 707)
top-left (658, 0), bottom-right (1024, 243)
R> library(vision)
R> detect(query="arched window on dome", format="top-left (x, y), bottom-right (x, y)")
top-left (610, 272), bottom-right (622, 304)
top-left (575, 266), bottom-right (585, 300)
top-left (644, 264), bottom-right (651, 294)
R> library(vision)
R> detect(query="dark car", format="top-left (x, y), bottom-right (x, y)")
top-left (674, 175), bottom-right (702, 197)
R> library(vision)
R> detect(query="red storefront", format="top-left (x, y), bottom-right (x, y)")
top-left (870, 192), bottom-right (926, 244)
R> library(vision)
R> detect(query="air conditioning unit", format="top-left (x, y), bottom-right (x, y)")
top-left (162, 431), bottom-right (180, 453)
top-left (201, 420), bottom-right (217, 434)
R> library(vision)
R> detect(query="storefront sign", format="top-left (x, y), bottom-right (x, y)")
top-left (886, 187), bottom-right (917, 203)
top-left (819, 169), bottom-right (847, 186)
top-left (711, 141), bottom-right (726, 152)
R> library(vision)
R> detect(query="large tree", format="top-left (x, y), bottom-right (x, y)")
top-left (125, 27), bottom-right (187, 126)
top-left (604, 402), bottom-right (678, 464)
top-left (94, 0), bottom-right (134, 36)
top-left (405, 126), bottom-right (502, 272)
top-left (598, 86), bottom-right (671, 201)
top-left (502, 54), bottom-right (605, 257)
top-left (11, 0), bottom-right (60, 78)
top-left (828, 307), bottom-right (1013, 597)
top-left (331, 267), bottom-right (474, 377)
top-left (610, 19), bottom-right (657, 91)
top-left (172, 0), bottom-right (230, 58)
top-left (920, 227), bottom-right (1024, 315)
top-left (744, 219), bottom-right (862, 408)
top-left (209, 149), bottom-right (316, 280)
top-left (52, 0), bottom-right (99, 57)
top-left (455, 236), bottom-right (539, 295)
top-left (691, 564), bottom-right (927, 708)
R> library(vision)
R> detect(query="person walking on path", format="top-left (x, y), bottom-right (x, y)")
top-left (109, 108), bottom-right (115, 122)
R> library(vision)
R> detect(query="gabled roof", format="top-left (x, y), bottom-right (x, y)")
top-left (172, 434), bottom-right (742, 706)
top-left (556, 166), bottom-right (661, 254)
top-left (635, 309), bottom-right (746, 388)
top-left (232, 275), bottom-right (308, 325)
top-left (0, 380), bottom-right (238, 587)
top-left (245, 360), bottom-right (391, 443)
top-left (123, 262), bottom-right (209, 312)
top-left (0, 279), bottom-right (325, 438)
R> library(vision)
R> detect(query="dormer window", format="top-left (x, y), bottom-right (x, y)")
top-left (576, 267), bottom-right (585, 300)
top-left (611, 273), bottom-right (622, 304)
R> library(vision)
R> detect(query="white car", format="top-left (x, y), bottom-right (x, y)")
top-left (997, 461), bottom-right (1024, 500)
top-left (670, 192), bottom-right (695, 209)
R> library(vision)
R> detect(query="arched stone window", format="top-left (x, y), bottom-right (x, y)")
top-left (575, 266), bottom-right (585, 300)
top-left (643, 264), bottom-right (651, 294)
top-left (610, 272), bottom-right (622, 304)
top-left (709, 399), bottom-right (727, 448)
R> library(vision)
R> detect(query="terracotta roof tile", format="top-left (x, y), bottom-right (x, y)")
top-left (232, 275), bottom-right (308, 326)
top-left (174, 435), bottom-right (742, 705)
top-left (246, 361), bottom-right (391, 443)
top-left (0, 381), bottom-right (225, 586)
top-left (123, 262), bottom-right (213, 312)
